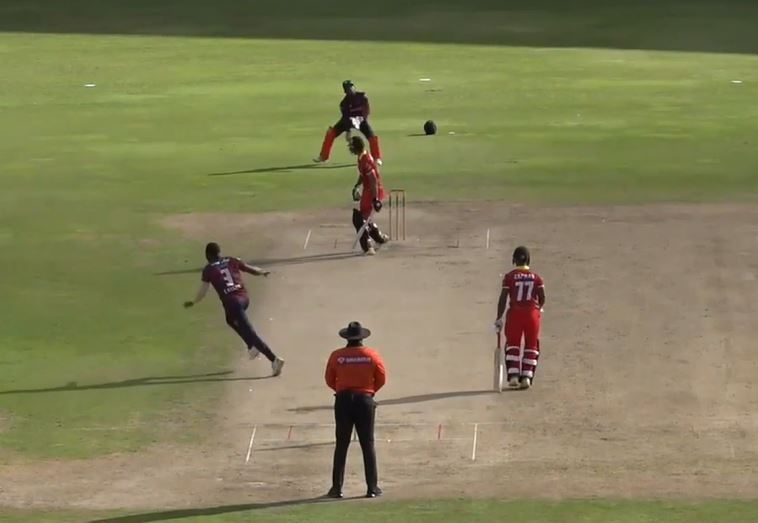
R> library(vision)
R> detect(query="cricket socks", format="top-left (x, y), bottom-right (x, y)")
top-left (521, 348), bottom-right (539, 379)
top-left (368, 136), bottom-right (382, 161)
top-left (319, 127), bottom-right (337, 161)
top-left (505, 346), bottom-right (522, 379)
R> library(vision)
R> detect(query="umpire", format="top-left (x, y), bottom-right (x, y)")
top-left (325, 321), bottom-right (386, 499)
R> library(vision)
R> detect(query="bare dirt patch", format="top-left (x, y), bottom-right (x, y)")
top-left (2, 202), bottom-right (758, 512)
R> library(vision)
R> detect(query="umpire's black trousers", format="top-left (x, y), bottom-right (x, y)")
top-left (332, 390), bottom-right (378, 492)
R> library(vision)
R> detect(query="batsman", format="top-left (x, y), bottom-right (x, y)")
top-left (494, 246), bottom-right (546, 390)
top-left (349, 136), bottom-right (388, 255)
top-left (315, 80), bottom-right (383, 165)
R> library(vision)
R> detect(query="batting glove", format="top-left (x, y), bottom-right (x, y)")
top-left (494, 319), bottom-right (503, 332)
top-left (372, 199), bottom-right (383, 212)
top-left (352, 186), bottom-right (362, 202)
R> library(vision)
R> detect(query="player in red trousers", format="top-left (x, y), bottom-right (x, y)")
top-left (494, 246), bottom-right (546, 389)
top-left (349, 136), bottom-right (388, 255)
top-left (314, 80), bottom-right (383, 165)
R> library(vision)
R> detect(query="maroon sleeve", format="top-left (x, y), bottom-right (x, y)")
top-left (201, 265), bottom-right (210, 282)
top-left (502, 271), bottom-right (511, 289)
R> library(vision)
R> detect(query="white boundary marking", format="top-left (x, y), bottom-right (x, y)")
top-left (303, 230), bottom-right (312, 250)
top-left (245, 425), bottom-right (257, 463)
top-left (471, 423), bottom-right (479, 461)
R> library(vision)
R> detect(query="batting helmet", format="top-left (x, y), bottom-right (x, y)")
top-left (512, 246), bottom-right (530, 266)
top-left (424, 120), bottom-right (437, 135)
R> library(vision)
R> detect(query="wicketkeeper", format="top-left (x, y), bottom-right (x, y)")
top-left (315, 80), bottom-right (383, 165)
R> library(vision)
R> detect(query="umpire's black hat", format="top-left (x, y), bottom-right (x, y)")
top-left (339, 321), bottom-right (371, 341)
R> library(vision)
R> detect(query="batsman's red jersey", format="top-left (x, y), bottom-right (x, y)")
top-left (358, 152), bottom-right (384, 219)
top-left (202, 257), bottom-right (248, 303)
top-left (502, 267), bottom-right (544, 350)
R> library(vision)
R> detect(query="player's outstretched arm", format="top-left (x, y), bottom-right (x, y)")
top-left (184, 281), bottom-right (210, 308)
top-left (241, 263), bottom-right (270, 277)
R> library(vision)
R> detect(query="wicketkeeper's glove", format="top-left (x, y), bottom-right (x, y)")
top-left (372, 199), bottom-right (383, 212)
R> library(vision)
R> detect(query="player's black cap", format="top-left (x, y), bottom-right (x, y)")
top-left (512, 246), bottom-right (530, 266)
top-left (342, 80), bottom-right (355, 92)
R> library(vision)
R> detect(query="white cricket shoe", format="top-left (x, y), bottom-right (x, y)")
top-left (272, 357), bottom-right (285, 376)
top-left (365, 247), bottom-right (377, 256)
top-left (376, 158), bottom-right (383, 166)
top-left (508, 376), bottom-right (520, 389)
top-left (313, 156), bottom-right (326, 163)
top-left (247, 348), bottom-right (260, 360)
top-left (520, 377), bottom-right (532, 390)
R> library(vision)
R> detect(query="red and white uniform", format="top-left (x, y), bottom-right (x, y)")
top-left (502, 266), bottom-right (544, 379)
top-left (357, 151), bottom-right (384, 219)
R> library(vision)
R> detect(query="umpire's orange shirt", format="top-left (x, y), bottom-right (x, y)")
top-left (325, 346), bottom-right (386, 395)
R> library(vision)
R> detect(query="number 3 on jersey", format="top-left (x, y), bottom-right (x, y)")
top-left (515, 280), bottom-right (534, 302)
top-left (220, 268), bottom-right (235, 288)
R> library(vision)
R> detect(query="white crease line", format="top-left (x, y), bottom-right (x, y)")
top-left (471, 423), bottom-right (479, 461)
top-left (245, 425), bottom-right (257, 464)
top-left (303, 229), bottom-right (312, 250)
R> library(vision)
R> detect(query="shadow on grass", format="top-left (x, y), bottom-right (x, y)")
top-left (0, 371), bottom-right (270, 396)
top-left (88, 496), bottom-right (355, 523)
top-left (289, 389), bottom-right (494, 413)
top-left (207, 163), bottom-right (353, 176)
top-left (1, 0), bottom-right (758, 55)
top-left (156, 252), bottom-right (361, 277)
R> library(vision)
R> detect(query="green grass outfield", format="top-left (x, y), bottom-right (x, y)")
top-left (1, 0), bottom-right (758, 520)
top-left (7, 500), bottom-right (758, 523)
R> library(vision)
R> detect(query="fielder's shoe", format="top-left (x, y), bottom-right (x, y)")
top-left (326, 488), bottom-right (343, 499)
top-left (247, 348), bottom-right (260, 360)
top-left (366, 487), bottom-right (383, 498)
top-left (520, 377), bottom-right (532, 390)
top-left (376, 158), bottom-right (383, 166)
top-left (508, 376), bottom-right (521, 389)
top-left (272, 357), bottom-right (285, 376)
top-left (365, 247), bottom-right (377, 256)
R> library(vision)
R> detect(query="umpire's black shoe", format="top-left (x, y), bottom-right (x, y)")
top-left (365, 487), bottom-right (383, 498)
top-left (326, 488), bottom-right (343, 499)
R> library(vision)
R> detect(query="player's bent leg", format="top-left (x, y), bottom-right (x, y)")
top-left (352, 209), bottom-right (371, 252)
top-left (316, 123), bottom-right (345, 162)
top-left (368, 223), bottom-right (388, 245)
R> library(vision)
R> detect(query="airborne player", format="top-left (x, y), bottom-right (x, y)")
top-left (315, 80), bottom-right (383, 165)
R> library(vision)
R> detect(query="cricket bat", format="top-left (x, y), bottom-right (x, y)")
top-left (493, 331), bottom-right (504, 392)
